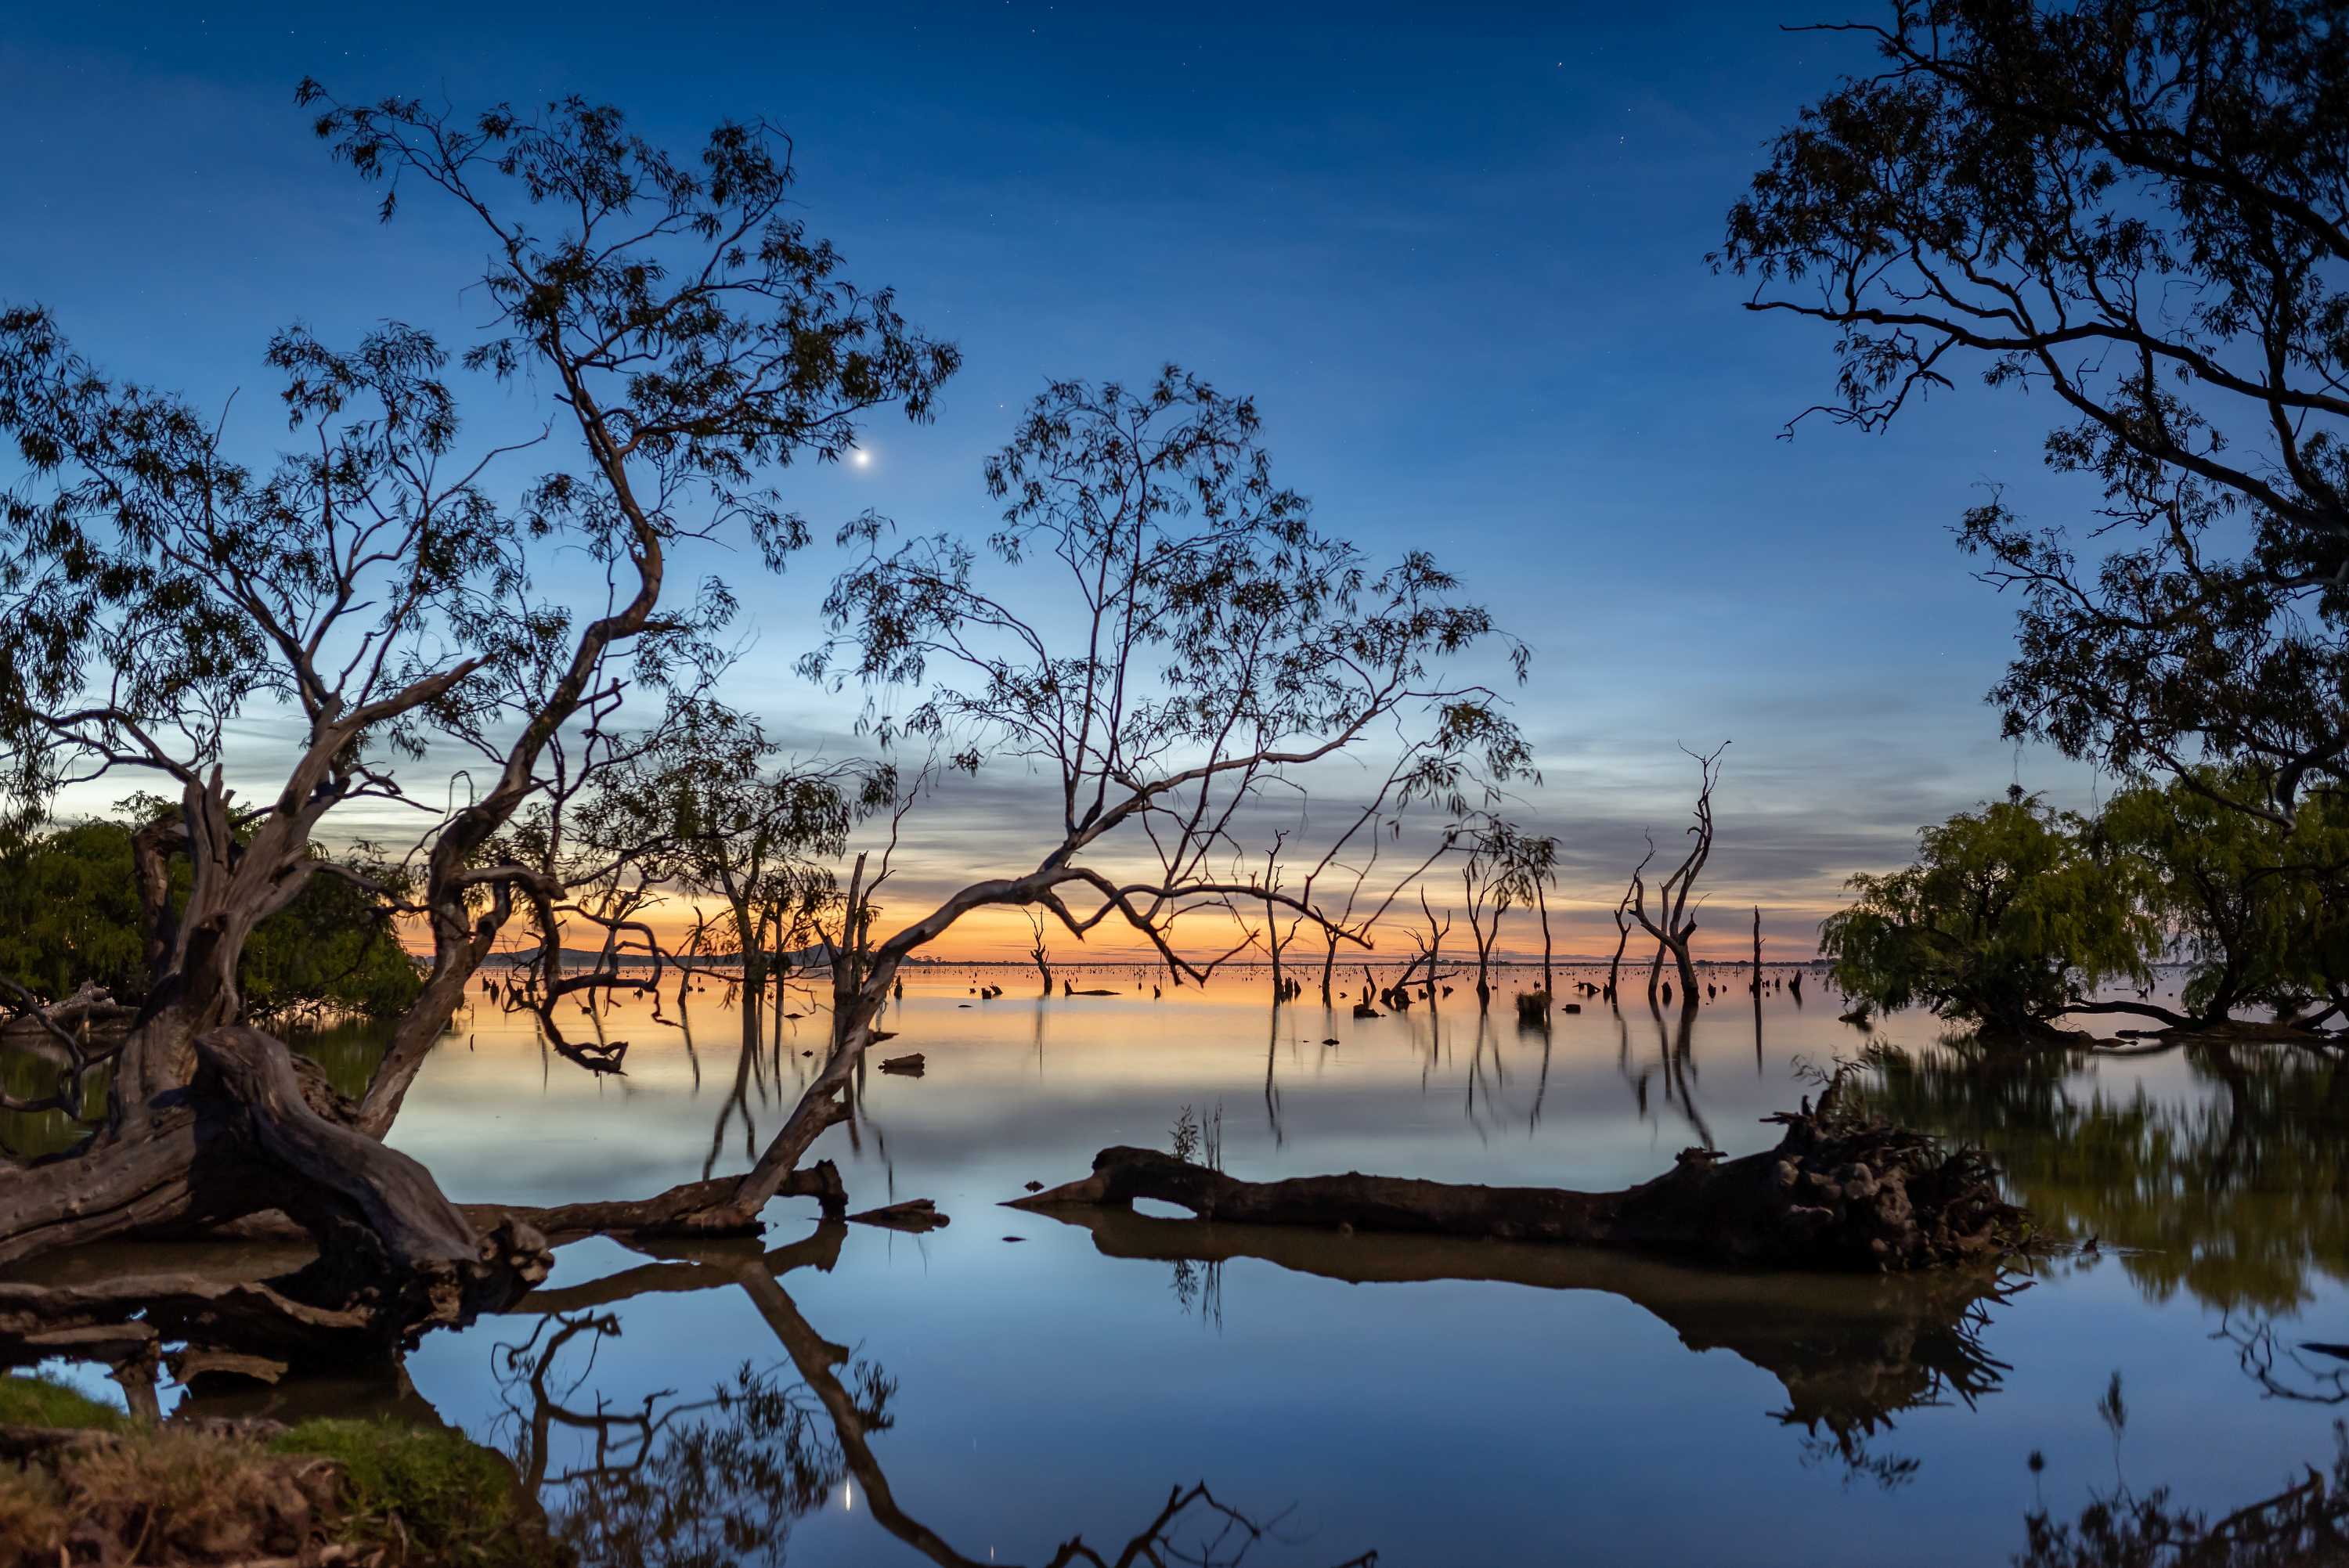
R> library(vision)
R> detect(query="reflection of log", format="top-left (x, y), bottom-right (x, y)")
top-left (1030, 1205), bottom-right (2015, 1434)
top-left (1011, 1092), bottom-right (2024, 1271)
top-left (506, 1224), bottom-right (846, 1316)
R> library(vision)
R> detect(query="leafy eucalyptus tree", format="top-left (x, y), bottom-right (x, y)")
top-left (1458, 819), bottom-right (1557, 1011)
top-left (2091, 768), bottom-right (2349, 1029)
top-left (590, 704), bottom-right (878, 1054)
top-left (748, 368), bottom-right (1533, 1186)
top-left (1822, 790), bottom-right (2157, 1037)
top-left (0, 85), bottom-right (954, 1341)
top-left (0, 90), bottom-right (1527, 1375)
top-left (1717, 0), bottom-right (2349, 823)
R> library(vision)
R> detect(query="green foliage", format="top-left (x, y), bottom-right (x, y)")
top-left (1821, 792), bottom-right (2156, 1033)
top-left (269, 1417), bottom-right (543, 1567)
top-left (1718, 0), bottom-right (2349, 818)
top-left (2094, 769), bottom-right (2349, 1020)
top-left (0, 1372), bottom-right (125, 1431)
top-left (0, 822), bottom-right (147, 1003)
top-left (0, 815), bottom-right (422, 1022)
top-left (1872, 1042), bottom-right (2349, 1315)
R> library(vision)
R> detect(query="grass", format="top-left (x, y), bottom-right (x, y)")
top-left (0, 1380), bottom-right (562, 1567)
top-left (0, 1371), bottom-right (126, 1432)
top-left (270, 1417), bottom-right (551, 1566)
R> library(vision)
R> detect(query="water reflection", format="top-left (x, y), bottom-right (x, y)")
top-left (2019, 1411), bottom-right (2349, 1566)
top-left (1027, 1205), bottom-right (2014, 1490)
top-left (1868, 1040), bottom-right (2349, 1311)
top-left (15, 978), bottom-right (2349, 1563)
top-left (495, 1224), bottom-right (1377, 1567)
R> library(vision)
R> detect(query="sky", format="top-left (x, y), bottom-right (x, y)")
top-left (0, 2), bottom-right (2113, 961)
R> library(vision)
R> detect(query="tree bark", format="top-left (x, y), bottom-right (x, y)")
top-left (0, 1026), bottom-right (550, 1367)
top-left (1009, 1087), bottom-right (2022, 1271)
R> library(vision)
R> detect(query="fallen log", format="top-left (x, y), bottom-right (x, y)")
top-left (879, 1052), bottom-right (926, 1075)
top-left (848, 1199), bottom-right (949, 1232)
top-left (460, 1159), bottom-right (846, 1242)
top-left (1009, 1086), bottom-right (2024, 1271)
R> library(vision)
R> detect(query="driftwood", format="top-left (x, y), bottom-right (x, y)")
top-left (879, 1052), bottom-right (926, 1075)
top-left (847, 1199), bottom-right (949, 1232)
top-left (0, 980), bottom-right (134, 1043)
top-left (461, 1160), bottom-right (846, 1242)
top-left (1010, 1087), bottom-right (2024, 1271)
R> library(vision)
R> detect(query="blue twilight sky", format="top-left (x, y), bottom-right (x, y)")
top-left (0, 2), bottom-right (2108, 957)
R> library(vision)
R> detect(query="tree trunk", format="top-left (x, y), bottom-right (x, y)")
top-left (1010, 1085), bottom-right (2022, 1271)
top-left (1266, 897), bottom-right (1284, 1004)
top-left (1537, 883), bottom-right (1553, 1001)
top-left (0, 1026), bottom-right (550, 1368)
top-left (1671, 935), bottom-right (1699, 1007)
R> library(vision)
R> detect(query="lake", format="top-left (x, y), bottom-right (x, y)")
top-left (26, 968), bottom-right (2349, 1565)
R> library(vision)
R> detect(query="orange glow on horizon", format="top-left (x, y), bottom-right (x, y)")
top-left (401, 896), bottom-right (1831, 966)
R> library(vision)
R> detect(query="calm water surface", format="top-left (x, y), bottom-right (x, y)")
top-left (51, 971), bottom-right (2349, 1564)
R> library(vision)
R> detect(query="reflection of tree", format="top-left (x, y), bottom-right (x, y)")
top-left (2019, 1422), bottom-right (2349, 1567)
top-left (496, 1310), bottom-right (869, 1568)
top-left (1171, 1255), bottom-right (1226, 1330)
top-left (1027, 1203), bottom-right (2016, 1491)
top-left (2215, 1316), bottom-right (2349, 1408)
top-left (503, 1223), bottom-right (1376, 1567)
top-left (1869, 1043), bottom-right (2349, 1312)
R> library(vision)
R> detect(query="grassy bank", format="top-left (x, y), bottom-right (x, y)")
top-left (0, 1373), bottom-right (565, 1566)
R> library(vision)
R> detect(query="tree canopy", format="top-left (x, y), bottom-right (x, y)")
top-left (1717, 0), bottom-right (2349, 822)
top-left (1820, 790), bottom-right (2156, 1034)
top-left (1825, 773), bottom-right (2349, 1035)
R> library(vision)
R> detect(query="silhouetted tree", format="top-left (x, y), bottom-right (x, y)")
top-left (1717, 0), bottom-right (2349, 825)
top-left (0, 84), bottom-right (955, 1319)
top-left (1822, 790), bottom-right (2156, 1037)
top-left (1622, 744), bottom-right (1726, 1009)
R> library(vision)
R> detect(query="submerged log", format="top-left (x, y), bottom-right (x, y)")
top-left (1009, 1086), bottom-right (2023, 1271)
top-left (847, 1199), bottom-right (949, 1232)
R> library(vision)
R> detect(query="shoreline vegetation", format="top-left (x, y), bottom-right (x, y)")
top-left (0, 1372), bottom-right (557, 1568)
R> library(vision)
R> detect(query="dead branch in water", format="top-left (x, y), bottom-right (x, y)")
top-left (1011, 1073), bottom-right (2023, 1271)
